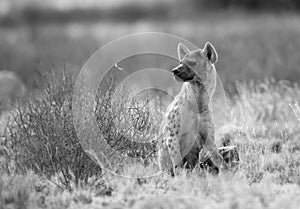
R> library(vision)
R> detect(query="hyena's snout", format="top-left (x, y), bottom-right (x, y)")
top-left (172, 63), bottom-right (183, 75)
top-left (172, 63), bottom-right (194, 82)
top-left (172, 64), bottom-right (185, 82)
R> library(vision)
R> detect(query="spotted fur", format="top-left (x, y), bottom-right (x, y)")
top-left (157, 42), bottom-right (223, 175)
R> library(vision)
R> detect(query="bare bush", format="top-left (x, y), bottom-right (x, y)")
top-left (0, 68), bottom-right (166, 188)
top-left (2, 70), bottom-right (101, 190)
top-left (93, 70), bottom-right (162, 167)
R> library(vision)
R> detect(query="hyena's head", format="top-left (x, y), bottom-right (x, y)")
top-left (172, 42), bottom-right (218, 83)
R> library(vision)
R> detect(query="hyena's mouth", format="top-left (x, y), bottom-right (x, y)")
top-left (174, 74), bottom-right (184, 82)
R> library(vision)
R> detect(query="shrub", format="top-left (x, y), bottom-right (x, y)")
top-left (2, 70), bottom-right (101, 190)
top-left (94, 71), bottom-right (159, 160)
top-left (74, 68), bottom-right (161, 172)
top-left (1, 68), bottom-right (162, 187)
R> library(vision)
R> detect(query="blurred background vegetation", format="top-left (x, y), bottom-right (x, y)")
top-left (0, 0), bottom-right (299, 94)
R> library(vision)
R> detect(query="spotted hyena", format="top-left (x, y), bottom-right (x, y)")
top-left (157, 42), bottom-right (224, 175)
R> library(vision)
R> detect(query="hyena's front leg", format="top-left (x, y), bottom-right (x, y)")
top-left (157, 127), bottom-right (182, 175)
top-left (166, 134), bottom-right (182, 175)
top-left (199, 114), bottom-right (223, 169)
top-left (162, 105), bottom-right (183, 175)
top-left (157, 140), bottom-right (171, 172)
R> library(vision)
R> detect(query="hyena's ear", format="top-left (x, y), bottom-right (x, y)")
top-left (203, 42), bottom-right (218, 64)
top-left (177, 43), bottom-right (190, 61)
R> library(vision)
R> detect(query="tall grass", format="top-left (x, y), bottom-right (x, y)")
top-left (0, 72), bottom-right (300, 208)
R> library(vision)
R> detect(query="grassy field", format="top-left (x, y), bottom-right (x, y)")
top-left (1, 12), bottom-right (300, 209)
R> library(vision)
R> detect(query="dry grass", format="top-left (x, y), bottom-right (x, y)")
top-left (0, 72), bottom-right (300, 209)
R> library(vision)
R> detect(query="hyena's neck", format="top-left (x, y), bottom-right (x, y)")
top-left (181, 81), bottom-right (210, 114)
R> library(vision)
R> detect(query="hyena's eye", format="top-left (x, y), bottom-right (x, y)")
top-left (185, 60), bottom-right (197, 67)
